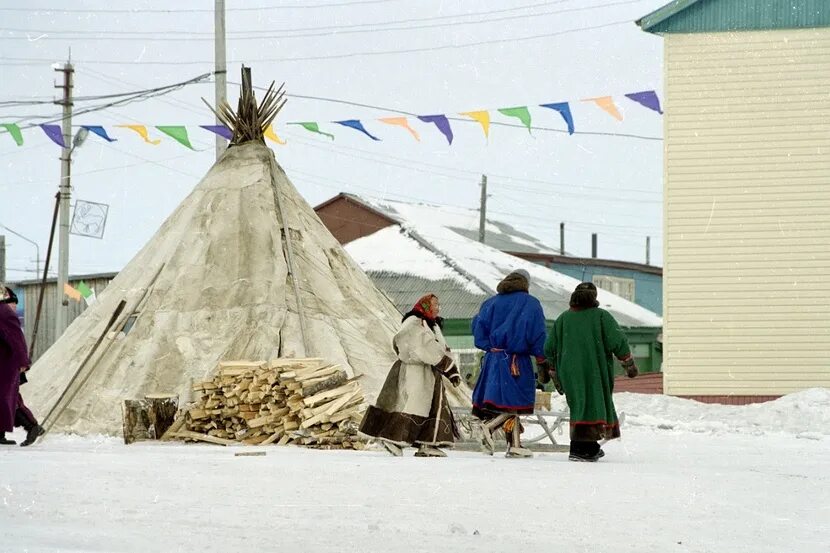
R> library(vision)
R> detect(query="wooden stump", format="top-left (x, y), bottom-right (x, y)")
top-left (122, 399), bottom-right (152, 445)
top-left (146, 394), bottom-right (179, 439)
top-left (121, 394), bottom-right (179, 444)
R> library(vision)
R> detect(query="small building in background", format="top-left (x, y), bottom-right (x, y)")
top-left (316, 192), bottom-right (663, 315)
top-left (638, 0), bottom-right (830, 402)
top-left (315, 193), bottom-right (663, 385)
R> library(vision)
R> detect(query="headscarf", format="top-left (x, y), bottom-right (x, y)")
top-left (401, 293), bottom-right (442, 329)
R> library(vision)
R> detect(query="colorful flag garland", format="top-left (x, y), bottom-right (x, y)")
top-left (1, 89), bottom-right (662, 148)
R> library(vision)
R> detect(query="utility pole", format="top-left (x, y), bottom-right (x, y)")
top-left (646, 236), bottom-right (651, 265)
top-left (214, 0), bottom-right (228, 159)
top-left (591, 233), bottom-right (598, 258)
top-left (54, 59), bottom-right (74, 339)
top-left (478, 174), bottom-right (487, 243)
top-left (559, 222), bottom-right (565, 255)
top-left (0, 235), bottom-right (5, 283)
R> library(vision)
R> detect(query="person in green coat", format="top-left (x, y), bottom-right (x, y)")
top-left (543, 282), bottom-right (638, 462)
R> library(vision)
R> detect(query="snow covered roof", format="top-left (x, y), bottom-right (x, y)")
top-left (344, 199), bottom-right (663, 328)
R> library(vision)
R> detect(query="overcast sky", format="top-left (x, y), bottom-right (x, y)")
top-left (0, 0), bottom-right (668, 282)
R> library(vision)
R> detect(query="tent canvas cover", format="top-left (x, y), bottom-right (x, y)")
top-left (26, 76), bottom-right (429, 434)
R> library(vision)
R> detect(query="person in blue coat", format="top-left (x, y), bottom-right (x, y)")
top-left (471, 269), bottom-right (549, 458)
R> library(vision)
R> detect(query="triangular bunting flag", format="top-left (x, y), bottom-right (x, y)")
top-left (460, 111), bottom-right (490, 139)
top-left (497, 106), bottom-right (532, 134)
top-left (200, 125), bottom-right (233, 140)
top-left (289, 122), bottom-right (335, 140)
top-left (76, 280), bottom-right (96, 306)
top-left (264, 124), bottom-right (286, 145)
top-left (334, 120), bottom-right (380, 141)
top-left (625, 90), bottom-right (663, 114)
top-left (116, 125), bottom-right (161, 145)
top-left (81, 125), bottom-right (117, 142)
top-left (63, 283), bottom-right (81, 302)
top-left (582, 96), bottom-right (623, 121)
top-left (417, 115), bottom-right (453, 145)
top-left (378, 117), bottom-right (420, 141)
top-left (156, 126), bottom-right (195, 149)
top-left (1, 123), bottom-right (24, 146)
top-left (539, 102), bottom-right (575, 135)
top-left (40, 124), bottom-right (66, 147)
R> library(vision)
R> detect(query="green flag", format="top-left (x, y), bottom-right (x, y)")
top-left (1, 123), bottom-right (24, 146)
top-left (497, 107), bottom-right (533, 134)
top-left (156, 126), bottom-right (195, 149)
top-left (77, 280), bottom-right (96, 305)
top-left (289, 122), bottom-right (335, 140)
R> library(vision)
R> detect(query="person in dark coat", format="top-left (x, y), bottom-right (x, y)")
top-left (471, 269), bottom-right (549, 458)
top-left (0, 286), bottom-right (44, 447)
top-left (544, 282), bottom-right (638, 462)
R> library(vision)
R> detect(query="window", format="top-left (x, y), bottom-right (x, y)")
top-left (593, 275), bottom-right (636, 302)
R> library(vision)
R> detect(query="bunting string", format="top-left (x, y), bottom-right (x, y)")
top-left (0, 89), bottom-right (661, 148)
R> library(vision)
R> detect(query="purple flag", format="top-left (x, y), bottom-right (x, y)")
top-left (201, 125), bottom-right (232, 140)
top-left (81, 125), bottom-right (117, 142)
top-left (335, 119), bottom-right (380, 141)
top-left (39, 124), bottom-right (66, 147)
top-left (417, 114), bottom-right (453, 145)
top-left (539, 102), bottom-right (574, 135)
top-left (625, 90), bottom-right (663, 114)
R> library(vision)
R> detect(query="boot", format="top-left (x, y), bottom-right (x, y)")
top-left (414, 445), bottom-right (447, 457)
top-left (20, 425), bottom-right (45, 447)
top-left (381, 440), bottom-right (403, 457)
top-left (505, 417), bottom-right (532, 458)
top-left (480, 413), bottom-right (509, 455)
top-left (0, 432), bottom-right (16, 445)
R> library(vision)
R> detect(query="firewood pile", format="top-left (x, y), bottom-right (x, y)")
top-left (165, 358), bottom-right (366, 450)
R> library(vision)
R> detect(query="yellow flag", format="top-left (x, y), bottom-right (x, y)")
top-left (63, 283), bottom-right (82, 302)
top-left (460, 111), bottom-right (490, 139)
top-left (264, 124), bottom-right (286, 145)
top-left (582, 96), bottom-right (623, 121)
top-left (379, 117), bottom-right (420, 141)
top-left (116, 125), bottom-right (162, 145)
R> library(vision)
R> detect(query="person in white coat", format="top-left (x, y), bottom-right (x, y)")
top-left (359, 294), bottom-right (462, 457)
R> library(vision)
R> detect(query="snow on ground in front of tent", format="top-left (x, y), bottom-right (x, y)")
top-left (2, 390), bottom-right (829, 553)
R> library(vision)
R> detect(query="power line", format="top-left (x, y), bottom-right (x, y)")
top-left (0, 2), bottom-right (570, 34)
top-left (0, 19), bottom-right (635, 66)
top-left (0, 0), bottom-right (403, 13)
top-left (0, 1), bottom-right (646, 42)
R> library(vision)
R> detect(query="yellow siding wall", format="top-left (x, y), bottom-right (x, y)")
top-left (663, 28), bottom-right (830, 395)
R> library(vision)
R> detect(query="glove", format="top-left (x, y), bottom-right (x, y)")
top-left (620, 355), bottom-right (638, 379)
top-left (535, 358), bottom-right (551, 385)
top-left (550, 370), bottom-right (564, 395)
top-left (449, 374), bottom-right (462, 388)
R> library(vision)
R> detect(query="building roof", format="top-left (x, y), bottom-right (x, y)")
top-left (638, 0), bottom-right (830, 34)
top-left (344, 206), bottom-right (663, 328)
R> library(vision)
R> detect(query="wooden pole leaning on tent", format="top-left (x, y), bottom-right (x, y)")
top-left (41, 263), bottom-right (166, 434)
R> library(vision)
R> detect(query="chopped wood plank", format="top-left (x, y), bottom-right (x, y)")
top-left (277, 434), bottom-right (291, 446)
top-left (172, 430), bottom-right (236, 446)
top-left (302, 381), bottom-right (359, 408)
top-left (235, 451), bottom-right (266, 457)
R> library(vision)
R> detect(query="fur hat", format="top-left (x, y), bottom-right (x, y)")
top-left (569, 282), bottom-right (599, 309)
top-left (497, 270), bottom-right (530, 294)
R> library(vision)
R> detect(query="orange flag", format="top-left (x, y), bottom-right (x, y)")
top-left (63, 283), bottom-right (82, 302)
top-left (581, 96), bottom-right (623, 121)
top-left (115, 125), bottom-right (162, 144)
top-left (460, 111), bottom-right (490, 139)
top-left (379, 117), bottom-right (420, 141)
top-left (264, 124), bottom-right (286, 145)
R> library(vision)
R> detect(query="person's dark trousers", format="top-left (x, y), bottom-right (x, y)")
top-left (15, 393), bottom-right (38, 431)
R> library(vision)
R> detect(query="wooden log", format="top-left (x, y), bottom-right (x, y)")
top-left (122, 399), bottom-right (152, 445)
top-left (235, 451), bottom-right (266, 457)
top-left (160, 415), bottom-right (187, 441)
top-left (145, 394), bottom-right (178, 439)
top-left (302, 371), bottom-right (347, 396)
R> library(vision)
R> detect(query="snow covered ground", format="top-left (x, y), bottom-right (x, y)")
top-left (2, 391), bottom-right (829, 553)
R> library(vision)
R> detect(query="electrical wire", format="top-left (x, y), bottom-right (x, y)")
top-left (0, 0), bottom-right (404, 13)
